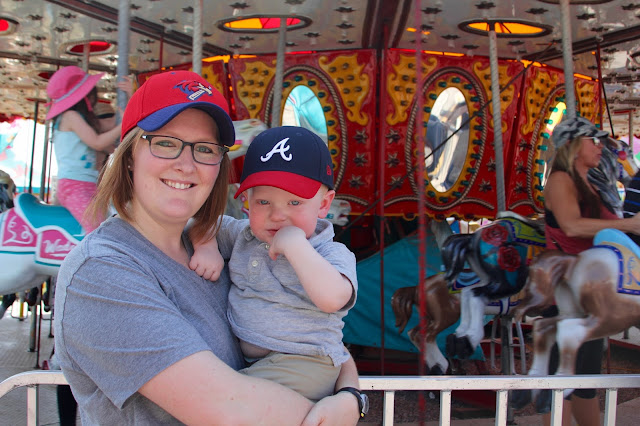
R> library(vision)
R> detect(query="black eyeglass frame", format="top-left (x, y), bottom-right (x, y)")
top-left (141, 134), bottom-right (229, 166)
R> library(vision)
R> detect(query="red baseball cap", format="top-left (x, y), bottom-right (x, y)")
top-left (121, 70), bottom-right (235, 146)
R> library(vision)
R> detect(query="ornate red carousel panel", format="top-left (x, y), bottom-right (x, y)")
top-left (380, 50), bottom-right (524, 220)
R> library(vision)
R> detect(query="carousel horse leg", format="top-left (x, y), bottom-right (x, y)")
top-left (425, 340), bottom-right (448, 375)
top-left (555, 317), bottom-right (587, 397)
top-left (0, 293), bottom-right (16, 319)
top-left (511, 316), bottom-right (558, 411)
top-left (446, 287), bottom-right (472, 357)
top-left (449, 290), bottom-right (486, 359)
top-left (407, 326), bottom-right (449, 375)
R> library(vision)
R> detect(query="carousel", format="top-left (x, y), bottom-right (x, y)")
top-left (2, 0), bottom-right (640, 424)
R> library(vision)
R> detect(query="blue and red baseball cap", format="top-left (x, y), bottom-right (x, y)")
top-left (121, 70), bottom-right (235, 146)
top-left (234, 126), bottom-right (334, 199)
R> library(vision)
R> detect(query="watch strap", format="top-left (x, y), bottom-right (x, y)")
top-left (335, 386), bottom-right (366, 418)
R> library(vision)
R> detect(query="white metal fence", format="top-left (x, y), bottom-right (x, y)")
top-left (2, 371), bottom-right (640, 425)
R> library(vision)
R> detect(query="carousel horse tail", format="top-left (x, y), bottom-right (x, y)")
top-left (391, 286), bottom-right (419, 334)
top-left (442, 233), bottom-right (472, 284)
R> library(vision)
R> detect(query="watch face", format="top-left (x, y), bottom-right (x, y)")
top-left (361, 393), bottom-right (370, 414)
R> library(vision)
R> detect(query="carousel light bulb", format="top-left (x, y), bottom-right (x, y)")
top-left (310, 37), bottom-right (317, 46)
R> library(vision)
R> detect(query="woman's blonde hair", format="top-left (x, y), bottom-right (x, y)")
top-left (549, 136), bottom-right (601, 218)
top-left (88, 127), bottom-right (230, 241)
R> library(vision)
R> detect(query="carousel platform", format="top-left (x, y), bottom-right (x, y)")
top-left (610, 327), bottom-right (640, 352)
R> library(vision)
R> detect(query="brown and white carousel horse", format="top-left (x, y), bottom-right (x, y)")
top-left (511, 227), bottom-right (640, 411)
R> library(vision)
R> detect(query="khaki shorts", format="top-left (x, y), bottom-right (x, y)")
top-left (240, 352), bottom-right (340, 402)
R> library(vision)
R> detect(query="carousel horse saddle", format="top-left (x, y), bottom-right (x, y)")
top-left (593, 228), bottom-right (640, 296)
top-left (15, 193), bottom-right (83, 238)
top-left (496, 211), bottom-right (545, 236)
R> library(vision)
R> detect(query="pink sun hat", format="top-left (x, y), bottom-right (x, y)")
top-left (45, 66), bottom-right (104, 120)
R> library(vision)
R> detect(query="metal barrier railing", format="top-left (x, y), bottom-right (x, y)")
top-left (0, 371), bottom-right (68, 426)
top-left (2, 371), bottom-right (640, 426)
top-left (361, 374), bottom-right (640, 426)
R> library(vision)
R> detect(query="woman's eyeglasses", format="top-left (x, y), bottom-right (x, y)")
top-left (141, 134), bottom-right (229, 165)
top-left (584, 136), bottom-right (604, 147)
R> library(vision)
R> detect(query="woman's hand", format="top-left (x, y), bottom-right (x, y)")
top-left (302, 392), bottom-right (360, 426)
top-left (627, 212), bottom-right (640, 235)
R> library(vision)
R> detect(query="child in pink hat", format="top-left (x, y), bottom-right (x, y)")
top-left (46, 66), bottom-right (126, 232)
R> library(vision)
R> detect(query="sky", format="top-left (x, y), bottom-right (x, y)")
top-left (0, 119), bottom-right (56, 196)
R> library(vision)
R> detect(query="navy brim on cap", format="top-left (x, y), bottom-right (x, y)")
top-left (138, 102), bottom-right (236, 147)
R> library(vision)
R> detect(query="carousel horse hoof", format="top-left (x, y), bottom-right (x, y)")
top-left (455, 336), bottom-right (474, 359)
top-left (445, 333), bottom-right (458, 357)
top-left (534, 389), bottom-right (552, 414)
top-left (25, 287), bottom-right (39, 307)
top-left (428, 365), bottom-right (446, 376)
top-left (509, 389), bottom-right (532, 410)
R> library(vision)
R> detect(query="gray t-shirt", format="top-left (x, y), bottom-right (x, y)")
top-left (216, 216), bottom-right (358, 366)
top-left (54, 217), bottom-right (243, 425)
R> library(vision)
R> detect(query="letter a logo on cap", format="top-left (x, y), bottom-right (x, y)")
top-left (261, 138), bottom-right (292, 162)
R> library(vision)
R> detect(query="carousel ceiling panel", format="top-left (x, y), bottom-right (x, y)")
top-left (0, 0), bottom-right (639, 135)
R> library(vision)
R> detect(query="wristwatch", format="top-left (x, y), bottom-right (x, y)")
top-left (335, 386), bottom-right (369, 418)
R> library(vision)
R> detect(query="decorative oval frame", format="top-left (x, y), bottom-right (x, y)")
top-left (405, 67), bottom-right (489, 212)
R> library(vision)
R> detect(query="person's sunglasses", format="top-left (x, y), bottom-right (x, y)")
top-left (141, 134), bottom-right (229, 165)
top-left (585, 136), bottom-right (603, 147)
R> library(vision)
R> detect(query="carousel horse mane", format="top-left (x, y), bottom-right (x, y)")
top-left (589, 138), bottom-right (637, 215)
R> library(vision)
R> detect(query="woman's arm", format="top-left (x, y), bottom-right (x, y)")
top-left (139, 350), bottom-right (314, 425)
top-left (302, 354), bottom-right (361, 426)
top-left (545, 171), bottom-right (640, 237)
top-left (60, 110), bottom-right (121, 152)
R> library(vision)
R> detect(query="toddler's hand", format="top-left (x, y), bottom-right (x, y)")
top-left (190, 239), bottom-right (224, 281)
top-left (268, 226), bottom-right (306, 260)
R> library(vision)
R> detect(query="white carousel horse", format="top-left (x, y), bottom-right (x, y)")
top-left (511, 228), bottom-right (640, 411)
top-left (0, 192), bottom-right (82, 295)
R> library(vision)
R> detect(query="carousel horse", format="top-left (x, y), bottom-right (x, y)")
top-left (439, 137), bottom-right (637, 361)
top-left (391, 266), bottom-right (526, 375)
top-left (511, 228), bottom-right (640, 412)
top-left (391, 274), bottom-right (460, 375)
top-left (441, 213), bottom-right (546, 359)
